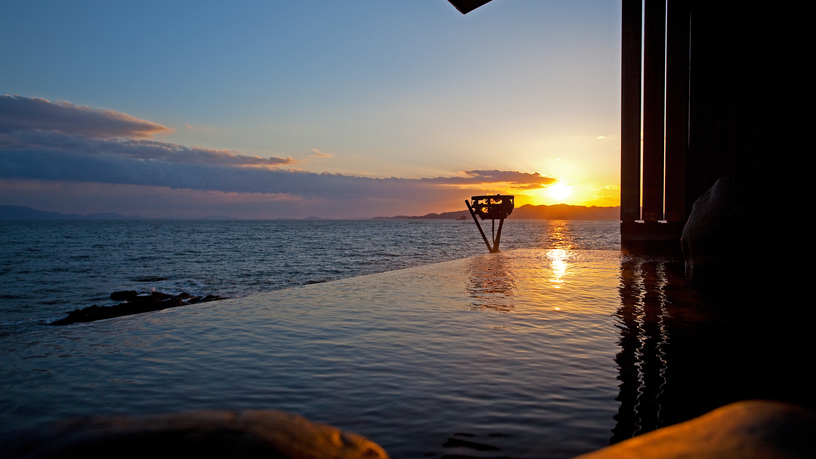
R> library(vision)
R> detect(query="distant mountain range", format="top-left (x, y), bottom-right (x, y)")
top-left (2, 204), bottom-right (621, 221)
top-left (0, 205), bottom-right (258, 220)
top-left (0, 205), bottom-right (145, 220)
top-left (375, 204), bottom-right (620, 221)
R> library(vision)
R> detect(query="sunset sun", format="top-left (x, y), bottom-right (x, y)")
top-left (549, 183), bottom-right (572, 202)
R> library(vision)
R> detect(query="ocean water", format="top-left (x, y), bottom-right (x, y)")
top-left (2, 219), bottom-right (806, 458)
top-left (2, 249), bottom-right (627, 459)
top-left (0, 219), bottom-right (619, 326)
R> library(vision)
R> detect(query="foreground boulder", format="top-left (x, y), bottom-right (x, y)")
top-left (680, 173), bottom-right (780, 279)
top-left (3, 410), bottom-right (389, 459)
top-left (576, 400), bottom-right (816, 459)
top-left (3, 403), bottom-right (811, 459)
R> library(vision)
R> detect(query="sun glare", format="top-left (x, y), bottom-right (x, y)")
top-left (549, 183), bottom-right (572, 202)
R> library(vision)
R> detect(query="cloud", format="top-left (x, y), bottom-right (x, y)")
top-left (1, 96), bottom-right (557, 217)
top-left (311, 149), bottom-right (332, 158)
top-left (0, 95), bottom-right (295, 169)
top-left (421, 170), bottom-right (557, 189)
top-left (0, 145), bottom-right (552, 201)
top-left (0, 131), bottom-right (294, 168)
top-left (0, 95), bottom-right (171, 138)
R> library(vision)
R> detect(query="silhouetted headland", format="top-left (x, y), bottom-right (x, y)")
top-left (375, 204), bottom-right (619, 221)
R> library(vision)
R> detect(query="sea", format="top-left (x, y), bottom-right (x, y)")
top-left (0, 219), bottom-right (619, 327)
top-left (0, 219), bottom-right (807, 458)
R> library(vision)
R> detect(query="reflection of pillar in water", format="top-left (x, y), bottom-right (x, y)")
top-left (611, 259), bottom-right (670, 443)
top-left (466, 254), bottom-right (516, 312)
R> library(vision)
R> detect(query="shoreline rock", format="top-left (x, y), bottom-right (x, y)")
top-left (50, 291), bottom-right (227, 326)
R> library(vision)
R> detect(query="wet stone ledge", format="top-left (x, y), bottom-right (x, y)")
top-left (50, 290), bottom-right (227, 326)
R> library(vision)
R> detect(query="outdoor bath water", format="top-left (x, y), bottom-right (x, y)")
top-left (2, 219), bottom-right (799, 458)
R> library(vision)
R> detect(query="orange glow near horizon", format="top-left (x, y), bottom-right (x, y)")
top-left (447, 171), bottom-right (621, 210)
top-left (530, 178), bottom-right (621, 207)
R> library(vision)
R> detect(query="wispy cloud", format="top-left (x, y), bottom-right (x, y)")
top-left (311, 148), bottom-right (332, 158)
top-left (0, 95), bottom-right (170, 138)
top-left (1, 95), bottom-right (295, 169)
top-left (0, 131), bottom-right (294, 168)
top-left (421, 170), bottom-right (557, 189)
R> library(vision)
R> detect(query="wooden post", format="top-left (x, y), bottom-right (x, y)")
top-left (664, 0), bottom-right (690, 223)
top-left (620, 0), bottom-right (642, 223)
top-left (642, 0), bottom-right (666, 222)
top-left (466, 200), bottom-right (494, 253)
top-left (493, 217), bottom-right (505, 252)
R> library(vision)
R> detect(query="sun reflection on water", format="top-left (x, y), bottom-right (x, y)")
top-left (546, 248), bottom-right (569, 289)
top-left (546, 220), bottom-right (576, 250)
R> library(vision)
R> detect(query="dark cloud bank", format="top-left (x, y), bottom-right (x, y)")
top-left (1, 95), bottom-right (556, 217)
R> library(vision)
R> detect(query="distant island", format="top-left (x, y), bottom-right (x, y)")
top-left (0, 205), bottom-right (145, 220)
top-left (374, 204), bottom-right (620, 221)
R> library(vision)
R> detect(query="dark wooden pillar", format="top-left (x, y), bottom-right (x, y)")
top-left (621, 0), bottom-right (684, 255)
top-left (641, 0), bottom-right (666, 223)
top-left (664, 0), bottom-right (690, 222)
top-left (620, 0), bottom-right (642, 223)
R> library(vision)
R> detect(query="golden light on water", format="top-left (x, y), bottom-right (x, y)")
top-left (547, 249), bottom-right (569, 288)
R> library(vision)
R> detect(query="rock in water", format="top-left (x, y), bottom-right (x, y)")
top-left (50, 291), bottom-right (226, 325)
top-left (2, 410), bottom-right (390, 459)
top-left (110, 290), bottom-right (138, 302)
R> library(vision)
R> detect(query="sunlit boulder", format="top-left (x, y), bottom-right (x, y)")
top-left (3, 410), bottom-right (389, 459)
top-left (575, 400), bottom-right (816, 459)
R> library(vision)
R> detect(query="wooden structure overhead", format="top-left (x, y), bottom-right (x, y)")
top-left (449, 0), bottom-right (790, 254)
top-left (447, 0), bottom-right (493, 14)
top-left (619, 0), bottom-right (784, 253)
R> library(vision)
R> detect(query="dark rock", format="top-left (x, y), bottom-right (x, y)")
top-left (187, 294), bottom-right (224, 305)
top-left (2, 409), bottom-right (390, 459)
top-left (680, 172), bottom-right (780, 280)
top-left (50, 291), bottom-right (228, 326)
top-left (199, 294), bottom-right (225, 303)
top-left (110, 290), bottom-right (138, 302)
top-left (442, 437), bottom-right (500, 451)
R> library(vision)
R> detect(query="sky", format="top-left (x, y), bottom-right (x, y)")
top-left (0, 0), bottom-right (622, 219)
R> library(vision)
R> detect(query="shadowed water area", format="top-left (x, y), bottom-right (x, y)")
top-left (0, 220), bottom-right (810, 458)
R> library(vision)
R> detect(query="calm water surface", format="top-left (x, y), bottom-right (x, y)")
top-left (2, 219), bottom-right (804, 458)
top-left (2, 249), bottom-right (626, 458)
top-left (0, 219), bottom-right (619, 325)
